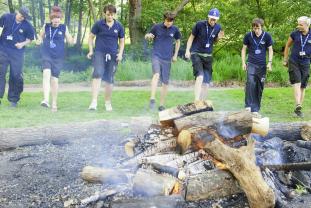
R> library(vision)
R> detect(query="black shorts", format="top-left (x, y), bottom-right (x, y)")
top-left (92, 51), bottom-right (117, 84)
top-left (191, 53), bottom-right (213, 84)
top-left (288, 59), bottom-right (310, 88)
top-left (152, 56), bottom-right (171, 85)
top-left (41, 55), bottom-right (63, 78)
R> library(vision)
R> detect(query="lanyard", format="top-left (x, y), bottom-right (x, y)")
top-left (206, 23), bottom-right (215, 44)
top-left (300, 32), bottom-right (310, 51)
top-left (49, 26), bottom-right (59, 43)
top-left (251, 31), bottom-right (265, 49)
top-left (11, 20), bottom-right (22, 35)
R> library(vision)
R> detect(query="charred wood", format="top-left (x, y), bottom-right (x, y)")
top-left (81, 166), bottom-right (130, 184)
top-left (296, 140), bottom-right (311, 150)
top-left (260, 161), bottom-right (311, 171)
top-left (264, 122), bottom-right (309, 141)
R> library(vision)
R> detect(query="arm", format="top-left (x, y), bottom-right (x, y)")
top-left (15, 39), bottom-right (32, 49)
top-left (267, 46), bottom-right (273, 71)
top-left (65, 26), bottom-right (74, 45)
top-left (36, 24), bottom-right (45, 45)
top-left (87, 33), bottom-right (95, 59)
top-left (185, 34), bottom-right (195, 59)
top-left (145, 33), bottom-right (155, 41)
top-left (215, 30), bottom-right (224, 42)
top-left (117, 37), bottom-right (125, 62)
top-left (172, 39), bottom-right (180, 62)
top-left (283, 36), bottom-right (293, 67)
top-left (241, 44), bottom-right (247, 71)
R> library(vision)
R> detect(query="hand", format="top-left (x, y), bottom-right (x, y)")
top-left (242, 63), bottom-right (247, 71)
top-left (145, 33), bottom-right (155, 41)
top-left (87, 51), bottom-right (93, 59)
top-left (15, 42), bottom-right (24, 49)
top-left (116, 53), bottom-right (123, 62)
top-left (185, 50), bottom-right (191, 59)
top-left (172, 55), bottom-right (177, 62)
top-left (267, 62), bottom-right (272, 71)
top-left (283, 60), bottom-right (288, 67)
top-left (218, 30), bottom-right (225, 39)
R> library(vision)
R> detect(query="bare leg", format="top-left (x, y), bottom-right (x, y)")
top-left (150, 73), bottom-right (160, 100)
top-left (104, 82), bottom-right (113, 111)
top-left (293, 83), bottom-right (302, 106)
top-left (159, 84), bottom-right (168, 106)
top-left (89, 78), bottom-right (101, 109)
top-left (300, 88), bottom-right (305, 105)
top-left (194, 75), bottom-right (203, 101)
top-left (51, 76), bottom-right (58, 111)
top-left (42, 69), bottom-right (51, 104)
top-left (200, 83), bottom-right (209, 101)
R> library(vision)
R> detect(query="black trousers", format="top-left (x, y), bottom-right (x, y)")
top-left (0, 49), bottom-right (24, 103)
top-left (245, 63), bottom-right (266, 112)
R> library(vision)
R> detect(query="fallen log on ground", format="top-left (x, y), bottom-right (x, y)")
top-left (264, 122), bottom-right (310, 141)
top-left (81, 166), bottom-right (130, 184)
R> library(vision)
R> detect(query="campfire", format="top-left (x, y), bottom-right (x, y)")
top-left (75, 101), bottom-right (311, 208)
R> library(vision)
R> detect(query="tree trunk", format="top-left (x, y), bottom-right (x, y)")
top-left (81, 10), bottom-right (90, 46)
top-left (18, 0), bottom-right (23, 7)
top-left (128, 0), bottom-right (144, 45)
top-left (173, 0), bottom-right (190, 15)
top-left (47, 0), bottom-right (51, 13)
top-left (184, 169), bottom-right (243, 201)
top-left (75, 0), bottom-right (83, 53)
top-left (8, 0), bottom-right (14, 13)
top-left (30, 0), bottom-right (37, 33)
top-left (120, 0), bottom-right (124, 22)
top-left (54, 0), bottom-right (59, 6)
top-left (87, 0), bottom-right (96, 23)
top-left (39, 0), bottom-right (45, 27)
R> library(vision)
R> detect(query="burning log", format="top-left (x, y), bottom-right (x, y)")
top-left (184, 169), bottom-right (243, 201)
top-left (261, 161), bottom-right (311, 171)
top-left (301, 123), bottom-right (311, 141)
top-left (265, 122), bottom-right (310, 141)
top-left (132, 169), bottom-right (178, 196)
top-left (81, 166), bottom-right (130, 184)
top-left (296, 140), bottom-right (311, 150)
top-left (159, 100), bottom-right (213, 126)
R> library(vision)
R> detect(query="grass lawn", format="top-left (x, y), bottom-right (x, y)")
top-left (0, 87), bottom-right (310, 128)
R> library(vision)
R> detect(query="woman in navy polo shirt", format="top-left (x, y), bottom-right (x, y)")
top-left (283, 16), bottom-right (311, 118)
top-left (0, 7), bottom-right (34, 107)
top-left (37, 6), bottom-right (73, 112)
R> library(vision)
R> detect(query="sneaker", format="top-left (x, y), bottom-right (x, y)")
top-left (294, 105), bottom-right (303, 118)
top-left (105, 102), bottom-right (112, 111)
top-left (88, 102), bottom-right (97, 110)
top-left (158, 106), bottom-right (165, 111)
top-left (245, 107), bottom-right (251, 112)
top-left (149, 99), bottom-right (156, 110)
top-left (40, 100), bottom-right (50, 108)
top-left (10, 102), bottom-right (17, 108)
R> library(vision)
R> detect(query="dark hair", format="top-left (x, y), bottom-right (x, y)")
top-left (103, 4), bottom-right (116, 14)
top-left (50, 6), bottom-right (62, 19)
top-left (163, 11), bottom-right (176, 22)
top-left (252, 18), bottom-right (264, 27)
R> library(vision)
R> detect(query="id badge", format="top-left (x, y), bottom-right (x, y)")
top-left (299, 51), bottom-right (306, 56)
top-left (205, 43), bottom-right (210, 48)
top-left (50, 41), bottom-right (56, 48)
top-left (255, 49), bottom-right (261, 54)
top-left (6, 35), bottom-right (13, 41)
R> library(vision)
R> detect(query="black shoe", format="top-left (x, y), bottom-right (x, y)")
top-left (149, 99), bottom-right (156, 110)
top-left (10, 102), bottom-right (17, 108)
top-left (294, 105), bottom-right (303, 118)
top-left (158, 106), bottom-right (165, 111)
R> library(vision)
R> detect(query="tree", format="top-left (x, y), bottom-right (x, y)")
top-left (8, 0), bottom-right (14, 13)
top-left (128, 0), bottom-right (144, 45)
top-left (39, 0), bottom-right (45, 27)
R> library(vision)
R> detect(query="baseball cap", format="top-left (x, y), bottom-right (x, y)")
top-left (19, 6), bottom-right (32, 20)
top-left (208, 8), bottom-right (220, 20)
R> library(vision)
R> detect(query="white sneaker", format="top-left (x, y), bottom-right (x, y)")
top-left (245, 107), bottom-right (251, 112)
top-left (40, 100), bottom-right (50, 108)
top-left (105, 102), bottom-right (112, 111)
top-left (88, 102), bottom-right (97, 110)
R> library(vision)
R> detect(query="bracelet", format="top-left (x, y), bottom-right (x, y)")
top-left (268, 61), bottom-right (272, 63)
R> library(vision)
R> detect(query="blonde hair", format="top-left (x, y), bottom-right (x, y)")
top-left (297, 16), bottom-right (311, 26)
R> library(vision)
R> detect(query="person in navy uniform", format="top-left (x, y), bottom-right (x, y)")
top-left (37, 6), bottom-right (74, 112)
top-left (283, 16), bottom-right (311, 118)
top-left (145, 11), bottom-right (181, 111)
top-left (185, 8), bottom-right (224, 102)
top-left (241, 18), bottom-right (273, 116)
top-left (87, 4), bottom-right (125, 112)
top-left (0, 7), bottom-right (34, 107)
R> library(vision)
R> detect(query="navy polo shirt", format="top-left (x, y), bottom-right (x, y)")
top-left (42, 23), bottom-right (66, 59)
top-left (91, 19), bottom-right (124, 55)
top-left (0, 13), bottom-right (34, 53)
top-left (149, 23), bottom-right (181, 61)
top-left (190, 20), bottom-right (221, 54)
top-left (243, 31), bottom-right (273, 66)
top-left (289, 29), bottom-right (311, 65)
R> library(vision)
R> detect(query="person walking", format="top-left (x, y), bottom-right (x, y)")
top-left (241, 18), bottom-right (273, 115)
top-left (283, 16), bottom-right (311, 118)
top-left (145, 11), bottom-right (181, 111)
top-left (87, 4), bottom-right (125, 111)
top-left (37, 6), bottom-right (74, 112)
top-left (185, 8), bottom-right (224, 102)
top-left (0, 7), bottom-right (34, 107)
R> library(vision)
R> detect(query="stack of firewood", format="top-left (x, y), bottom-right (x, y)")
top-left (80, 101), bottom-right (311, 208)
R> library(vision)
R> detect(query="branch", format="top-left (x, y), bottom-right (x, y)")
top-left (173, 0), bottom-right (190, 15)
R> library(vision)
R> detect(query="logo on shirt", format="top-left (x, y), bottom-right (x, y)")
top-left (170, 33), bottom-right (174, 37)
top-left (308, 39), bottom-right (311, 44)
top-left (58, 31), bottom-right (63, 35)
top-left (114, 29), bottom-right (118, 33)
top-left (260, 41), bottom-right (265, 44)
top-left (19, 29), bottom-right (23, 33)
top-left (212, 34), bottom-right (215, 38)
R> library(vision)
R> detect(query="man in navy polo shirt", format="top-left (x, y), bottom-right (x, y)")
top-left (185, 8), bottom-right (224, 102)
top-left (0, 7), bottom-right (34, 107)
top-left (145, 11), bottom-right (181, 111)
top-left (283, 16), bottom-right (311, 118)
top-left (241, 18), bottom-right (273, 116)
top-left (87, 4), bottom-right (125, 111)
